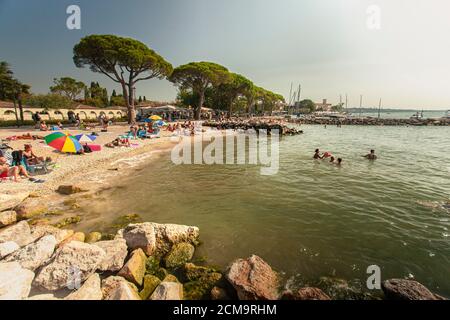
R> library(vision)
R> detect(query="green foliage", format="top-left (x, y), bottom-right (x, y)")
top-left (50, 77), bottom-right (85, 100)
top-left (84, 82), bottom-right (108, 107)
top-left (170, 62), bottom-right (231, 119)
top-left (110, 94), bottom-right (126, 106)
top-left (24, 93), bottom-right (73, 109)
top-left (73, 34), bottom-right (173, 122)
top-left (297, 99), bottom-right (316, 113)
top-left (213, 73), bottom-right (253, 116)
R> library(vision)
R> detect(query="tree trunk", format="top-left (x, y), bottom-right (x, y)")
top-left (128, 83), bottom-right (136, 124)
top-left (120, 82), bottom-right (133, 124)
top-left (18, 95), bottom-right (24, 123)
top-left (195, 90), bottom-right (204, 120)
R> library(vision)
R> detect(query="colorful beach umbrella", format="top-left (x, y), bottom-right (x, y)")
top-left (149, 115), bottom-right (162, 121)
top-left (44, 132), bottom-right (82, 153)
top-left (74, 134), bottom-right (97, 143)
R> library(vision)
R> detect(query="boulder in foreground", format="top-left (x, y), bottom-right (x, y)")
top-left (33, 241), bottom-right (106, 291)
top-left (95, 239), bottom-right (128, 272)
top-left (0, 210), bottom-right (17, 227)
top-left (117, 248), bottom-right (147, 286)
top-left (0, 262), bottom-right (34, 300)
top-left (102, 276), bottom-right (141, 300)
top-left (226, 255), bottom-right (279, 300)
top-left (0, 221), bottom-right (35, 247)
top-left (4, 235), bottom-right (56, 271)
top-left (382, 279), bottom-right (443, 300)
top-left (65, 273), bottom-right (102, 300)
top-left (150, 282), bottom-right (183, 300)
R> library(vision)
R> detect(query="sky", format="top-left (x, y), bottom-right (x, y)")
top-left (1, 0), bottom-right (450, 109)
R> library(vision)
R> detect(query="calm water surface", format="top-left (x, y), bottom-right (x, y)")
top-left (78, 125), bottom-right (450, 297)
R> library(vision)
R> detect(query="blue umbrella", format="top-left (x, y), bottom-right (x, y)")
top-left (74, 134), bottom-right (97, 143)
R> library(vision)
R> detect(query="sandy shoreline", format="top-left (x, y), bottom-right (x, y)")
top-left (0, 125), bottom-right (177, 200)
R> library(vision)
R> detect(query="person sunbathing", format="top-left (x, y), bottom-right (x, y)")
top-left (23, 144), bottom-right (46, 165)
top-left (0, 157), bottom-right (32, 182)
top-left (40, 121), bottom-right (49, 131)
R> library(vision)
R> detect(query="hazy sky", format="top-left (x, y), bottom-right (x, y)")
top-left (1, 0), bottom-right (450, 109)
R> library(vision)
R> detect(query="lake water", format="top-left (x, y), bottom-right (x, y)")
top-left (355, 110), bottom-right (447, 119)
top-left (77, 124), bottom-right (450, 298)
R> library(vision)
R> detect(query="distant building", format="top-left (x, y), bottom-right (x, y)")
top-left (315, 99), bottom-right (332, 112)
top-left (0, 100), bottom-right (126, 121)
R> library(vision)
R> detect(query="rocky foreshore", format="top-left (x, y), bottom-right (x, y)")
top-left (0, 188), bottom-right (447, 300)
top-left (290, 117), bottom-right (450, 126)
top-left (203, 120), bottom-right (303, 135)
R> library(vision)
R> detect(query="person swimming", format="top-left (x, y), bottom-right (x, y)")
top-left (336, 158), bottom-right (343, 166)
top-left (329, 156), bottom-right (335, 163)
top-left (363, 149), bottom-right (377, 160)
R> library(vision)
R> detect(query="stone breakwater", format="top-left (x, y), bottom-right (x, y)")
top-left (289, 117), bottom-right (450, 126)
top-left (203, 121), bottom-right (304, 136)
top-left (0, 186), bottom-right (447, 300)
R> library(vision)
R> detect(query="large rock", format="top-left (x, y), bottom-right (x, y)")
top-left (182, 263), bottom-right (225, 299)
top-left (153, 223), bottom-right (200, 255)
top-left (163, 242), bottom-right (195, 268)
top-left (0, 192), bottom-right (29, 212)
top-left (59, 232), bottom-right (85, 246)
top-left (118, 222), bottom-right (156, 256)
top-left (150, 282), bottom-right (183, 300)
top-left (30, 225), bottom-right (74, 244)
top-left (117, 248), bottom-right (147, 286)
top-left (102, 276), bottom-right (141, 300)
top-left (0, 211), bottom-right (17, 227)
top-left (211, 286), bottom-right (231, 300)
top-left (0, 241), bottom-right (20, 259)
top-left (382, 279), bottom-right (441, 300)
top-left (117, 222), bottom-right (199, 257)
top-left (14, 198), bottom-right (48, 220)
top-left (0, 221), bottom-right (35, 247)
top-left (65, 273), bottom-right (102, 300)
top-left (86, 232), bottom-right (102, 244)
top-left (33, 241), bottom-right (106, 291)
top-left (226, 255), bottom-right (279, 300)
top-left (94, 239), bottom-right (128, 272)
top-left (27, 294), bottom-right (59, 300)
top-left (281, 287), bottom-right (331, 300)
top-left (56, 185), bottom-right (85, 195)
top-left (4, 235), bottom-right (56, 271)
top-left (0, 262), bottom-right (34, 300)
top-left (139, 275), bottom-right (161, 300)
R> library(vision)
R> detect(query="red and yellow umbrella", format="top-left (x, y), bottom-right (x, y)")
top-left (44, 132), bottom-right (82, 153)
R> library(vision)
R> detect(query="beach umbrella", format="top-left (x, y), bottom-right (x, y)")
top-left (74, 134), bottom-right (97, 143)
top-left (44, 132), bottom-right (82, 153)
top-left (154, 120), bottom-right (168, 127)
top-left (149, 115), bottom-right (162, 121)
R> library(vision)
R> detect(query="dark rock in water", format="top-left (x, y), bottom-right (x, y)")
top-left (382, 279), bottom-right (442, 300)
top-left (56, 185), bottom-right (85, 195)
top-left (281, 287), bottom-right (331, 300)
top-left (163, 242), bottom-right (195, 269)
top-left (226, 255), bottom-right (279, 300)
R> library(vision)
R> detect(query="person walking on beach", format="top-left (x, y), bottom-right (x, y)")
top-left (363, 149), bottom-right (377, 160)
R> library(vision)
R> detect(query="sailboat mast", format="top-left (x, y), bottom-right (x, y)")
top-left (359, 95), bottom-right (363, 117)
top-left (378, 98), bottom-right (382, 119)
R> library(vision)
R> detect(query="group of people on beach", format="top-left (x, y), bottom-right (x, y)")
top-left (0, 143), bottom-right (47, 183)
top-left (313, 149), bottom-right (377, 166)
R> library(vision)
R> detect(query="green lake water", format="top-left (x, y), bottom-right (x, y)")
top-left (77, 124), bottom-right (450, 298)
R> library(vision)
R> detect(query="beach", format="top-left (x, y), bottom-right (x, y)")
top-left (0, 125), bottom-right (177, 198)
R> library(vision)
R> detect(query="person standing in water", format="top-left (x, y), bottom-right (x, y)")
top-left (363, 149), bottom-right (377, 160)
top-left (313, 149), bottom-right (323, 159)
